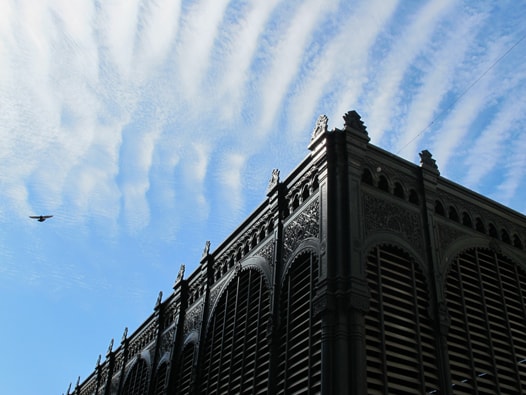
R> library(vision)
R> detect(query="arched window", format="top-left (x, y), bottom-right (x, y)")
top-left (302, 186), bottom-right (310, 201)
top-left (446, 248), bottom-right (526, 392)
top-left (200, 269), bottom-right (270, 394)
top-left (435, 201), bottom-right (445, 216)
top-left (311, 177), bottom-right (319, 191)
top-left (292, 195), bottom-right (300, 210)
top-left (394, 182), bottom-right (405, 199)
top-left (365, 245), bottom-right (439, 394)
top-left (489, 223), bottom-right (498, 238)
top-left (513, 235), bottom-right (523, 249)
top-left (462, 212), bottom-right (472, 227)
top-left (449, 206), bottom-right (459, 222)
top-left (122, 358), bottom-right (149, 395)
top-left (501, 229), bottom-right (511, 244)
top-left (378, 175), bottom-right (389, 192)
top-left (362, 168), bottom-right (373, 185)
top-left (476, 218), bottom-right (485, 233)
top-left (409, 189), bottom-right (419, 205)
top-left (277, 251), bottom-right (322, 394)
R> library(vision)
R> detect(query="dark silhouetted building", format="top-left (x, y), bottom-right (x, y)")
top-left (67, 111), bottom-right (526, 394)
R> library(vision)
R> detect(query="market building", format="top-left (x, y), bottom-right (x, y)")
top-left (67, 111), bottom-right (526, 395)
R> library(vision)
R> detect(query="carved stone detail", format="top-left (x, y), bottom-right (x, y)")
top-left (419, 149), bottom-right (440, 174)
top-left (209, 284), bottom-right (222, 310)
top-left (202, 241), bottom-right (211, 259)
top-left (283, 199), bottom-right (320, 262)
top-left (311, 114), bottom-right (328, 140)
top-left (343, 110), bottom-right (367, 135)
top-left (257, 241), bottom-right (274, 266)
top-left (436, 222), bottom-right (468, 255)
top-left (160, 328), bottom-right (176, 355)
top-left (184, 303), bottom-right (204, 336)
top-left (267, 169), bottom-right (280, 193)
top-left (363, 192), bottom-right (424, 257)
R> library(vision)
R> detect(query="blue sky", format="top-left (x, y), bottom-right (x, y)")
top-left (1, 1), bottom-right (525, 394)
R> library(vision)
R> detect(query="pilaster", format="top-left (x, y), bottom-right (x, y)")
top-left (419, 150), bottom-right (453, 394)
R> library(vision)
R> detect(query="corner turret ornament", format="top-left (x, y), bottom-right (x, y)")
top-left (311, 114), bottom-right (328, 140)
top-left (267, 169), bottom-right (280, 193)
top-left (419, 149), bottom-right (440, 174)
top-left (343, 110), bottom-right (367, 135)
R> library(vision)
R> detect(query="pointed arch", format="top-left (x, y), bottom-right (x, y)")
top-left (200, 267), bottom-right (271, 394)
top-left (122, 357), bottom-right (149, 395)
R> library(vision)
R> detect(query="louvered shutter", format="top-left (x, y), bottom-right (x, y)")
top-left (200, 269), bottom-right (270, 394)
top-left (276, 251), bottom-right (322, 394)
top-left (446, 248), bottom-right (526, 393)
top-left (365, 245), bottom-right (440, 394)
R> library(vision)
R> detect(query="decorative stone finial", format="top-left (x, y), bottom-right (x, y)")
top-left (107, 338), bottom-right (114, 355)
top-left (267, 168), bottom-right (280, 193)
top-left (96, 354), bottom-right (101, 368)
top-left (176, 264), bottom-right (185, 284)
top-left (76, 376), bottom-right (80, 388)
top-left (343, 110), bottom-right (367, 135)
top-left (202, 240), bottom-right (211, 259)
top-left (155, 291), bottom-right (163, 309)
top-left (121, 327), bottom-right (128, 343)
top-left (419, 149), bottom-right (439, 173)
top-left (311, 114), bottom-right (328, 140)
top-left (67, 383), bottom-right (71, 395)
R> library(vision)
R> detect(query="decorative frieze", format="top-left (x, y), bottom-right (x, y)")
top-left (255, 240), bottom-right (274, 266)
top-left (283, 199), bottom-right (320, 262)
top-left (363, 192), bottom-right (424, 257)
top-left (160, 327), bottom-right (176, 356)
top-left (183, 303), bottom-right (204, 336)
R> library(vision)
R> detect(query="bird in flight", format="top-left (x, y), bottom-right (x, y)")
top-left (30, 215), bottom-right (53, 222)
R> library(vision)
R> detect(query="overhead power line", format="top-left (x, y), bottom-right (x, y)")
top-left (396, 30), bottom-right (526, 156)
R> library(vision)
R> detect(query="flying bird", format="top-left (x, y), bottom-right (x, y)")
top-left (30, 215), bottom-right (53, 222)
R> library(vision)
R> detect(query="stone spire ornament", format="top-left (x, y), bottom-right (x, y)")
top-left (267, 168), bottom-right (280, 194)
top-left (419, 149), bottom-right (440, 174)
top-left (311, 114), bottom-right (328, 140)
top-left (343, 110), bottom-right (367, 135)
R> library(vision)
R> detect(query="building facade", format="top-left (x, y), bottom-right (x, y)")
top-left (67, 111), bottom-right (526, 395)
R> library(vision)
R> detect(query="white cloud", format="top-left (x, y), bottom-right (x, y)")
top-left (213, 0), bottom-right (281, 122)
top-left (96, 0), bottom-right (141, 79)
top-left (365, 0), bottom-right (456, 145)
top-left (257, 0), bottom-right (338, 135)
top-left (431, 36), bottom-right (512, 175)
top-left (496, 128), bottom-right (526, 206)
top-left (134, 0), bottom-right (182, 78)
top-left (395, 9), bottom-right (487, 159)
top-left (285, 0), bottom-right (387, 137)
top-left (463, 96), bottom-right (526, 188)
top-left (175, 0), bottom-right (231, 103)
